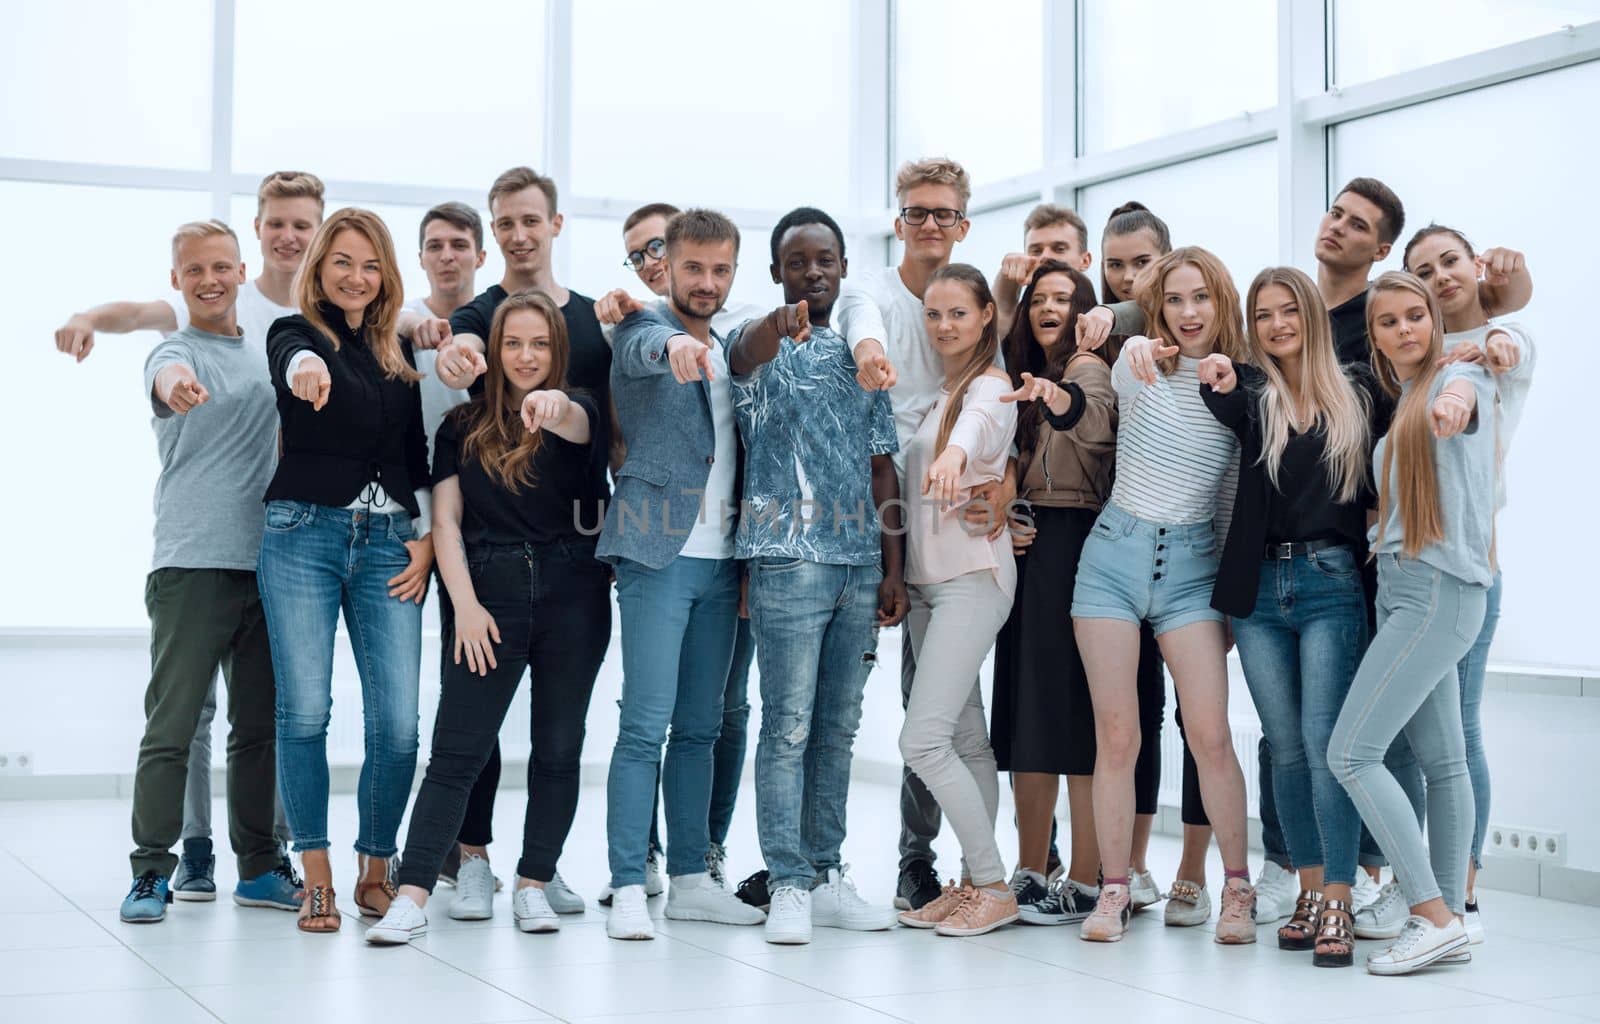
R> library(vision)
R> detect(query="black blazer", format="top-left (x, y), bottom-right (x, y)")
top-left (1201, 361), bottom-right (1389, 618)
top-left (263, 308), bottom-right (430, 516)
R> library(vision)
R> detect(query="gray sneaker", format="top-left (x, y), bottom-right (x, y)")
top-left (171, 838), bottom-right (216, 902)
top-left (544, 871), bottom-right (586, 914)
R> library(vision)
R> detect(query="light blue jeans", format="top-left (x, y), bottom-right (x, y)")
top-left (1457, 571), bottom-right (1503, 869)
top-left (256, 501), bottom-right (422, 857)
top-left (606, 556), bottom-right (739, 889)
top-left (749, 558), bottom-right (881, 892)
top-left (1329, 555), bottom-right (1486, 913)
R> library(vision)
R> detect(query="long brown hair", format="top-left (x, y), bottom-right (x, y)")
top-left (459, 290), bottom-right (572, 492)
top-left (1244, 267), bottom-right (1370, 504)
top-left (293, 208), bottom-right (419, 382)
top-left (1135, 246), bottom-right (1247, 375)
top-left (1004, 261), bottom-right (1098, 460)
top-left (1367, 271), bottom-right (1445, 557)
top-left (927, 263), bottom-right (1001, 453)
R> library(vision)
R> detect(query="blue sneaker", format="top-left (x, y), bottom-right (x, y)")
top-left (121, 871), bottom-right (171, 923)
top-left (172, 837), bottom-right (216, 902)
top-left (234, 856), bottom-right (305, 911)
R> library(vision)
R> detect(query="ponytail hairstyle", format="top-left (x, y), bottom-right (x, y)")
top-left (1004, 260), bottom-right (1098, 460)
top-left (458, 289), bottom-right (572, 493)
top-left (1244, 267), bottom-right (1370, 504)
top-left (1100, 200), bottom-right (1172, 304)
top-left (294, 208), bottom-right (420, 382)
top-left (927, 263), bottom-right (1001, 453)
top-left (1367, 271), bottom-right (1446, 557)
top-left (1134, 246), bottom-right (1247, 376)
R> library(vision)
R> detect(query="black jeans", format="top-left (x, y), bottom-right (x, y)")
top-left (432, 570), bottom-right (501, 847)
top-left (397, 541), bottom-right (611, 889)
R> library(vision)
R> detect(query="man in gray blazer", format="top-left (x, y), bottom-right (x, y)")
top-left (596, 209), bottom-right (766, 941)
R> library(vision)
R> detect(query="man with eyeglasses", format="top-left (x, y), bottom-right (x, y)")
top-left (599, 203), bottom-right (768, 337)
top-left (830, 157), bottom-right (992, 913)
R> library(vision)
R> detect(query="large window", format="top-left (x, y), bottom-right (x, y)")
top-left (1333, 61), bottom-right (1600, 668)
top-left (1333, 0), bottom-right (1600, 85)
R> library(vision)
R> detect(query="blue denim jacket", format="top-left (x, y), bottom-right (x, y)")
top-left (596, 305), bottom-right (734, 570)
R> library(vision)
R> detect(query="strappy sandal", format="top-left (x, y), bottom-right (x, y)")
top-left (354, 853), bottom-right (399, 917)
top-left (297, 884), bottom-right (341, 933)
top-left (1313, 898), bottom-right (1355, 968)
top-left (1278, 889), bottom-right (1324, 951)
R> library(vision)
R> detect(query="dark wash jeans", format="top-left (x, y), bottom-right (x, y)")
top-left (396, 540), bottom-right (611, 889)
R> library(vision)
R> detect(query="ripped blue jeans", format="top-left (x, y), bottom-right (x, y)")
top-left (749, 558), bottom-right (882, 893)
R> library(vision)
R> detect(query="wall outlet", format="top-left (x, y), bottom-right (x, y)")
top-left (1486, 822), bottom-right (1567, 865)
top-left (0, 751), bottom-right (34, 776)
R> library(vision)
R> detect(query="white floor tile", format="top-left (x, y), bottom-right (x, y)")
top-left (1414, 937), bottom-right (1600, 1001)
top-left (0, 945), bottom-right (171, 996)
top-left (1530, 995), bottom-right (1600, 1021)
top-left (0, 987), bottom-right (220, 1024)
top-left (415, 919), bottom-right (717, 971)
top-left (737, 936), bottom-right (1074, 998)
top-left (856, 983), bottom-right (1249, 1024)
top-left (569, 1000), bottom-right (901, 1023)
top-left (474, 954), bottom-right (831, 1018)
top-left (0, 910), bottom-right (118, 950)
top-left (184, 971), bottom-right (551, 1024)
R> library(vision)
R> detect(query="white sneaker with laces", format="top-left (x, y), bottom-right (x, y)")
top-left (543, 871), bottom-right (585, 914)
top-left (1353, 881), bottom-right (1409, 939)
top-left (606, 884), bottom-right (655, 940)
top-left (1130, 869), bottom-right (1162, 910)
top-left (1252, 861), bottom-right (1298, 924)
top-left (765, 885), bottom-right (813, 944)
top-left (644, 846), bottom-right (666, 897)
top-left (512, 883), bottom-right (559, 933)
top-left (365, 895), bottom-right (428, 945)
top-left (812, 867), bottom-right (898, 931)
top-left (1352, 871), bottom-right (1383, 914)
top-left (449, 853), bottom-right (495, 920)
top-left (666, 872), bottom-right (767, 924)
top-left (1366, 915), bottom-right (1468, 976)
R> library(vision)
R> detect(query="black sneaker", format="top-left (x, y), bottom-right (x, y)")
top-left (438, 844), bottom-right (461, 887)
top-left (735, 869), bottom-right (772, 911)
top-left (172, 838), bottom-right (216, 902)
top-left (1010, 869), bottom-right (1050, 910)
top-left (1020, 878), bottom-right (1099, 926)
top-left (895, 859), bottom-right (941, 911)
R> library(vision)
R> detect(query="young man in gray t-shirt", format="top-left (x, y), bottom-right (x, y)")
top-left (121, 221), bottom-right (301, 923)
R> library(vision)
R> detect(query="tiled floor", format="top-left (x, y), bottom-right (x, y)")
top-left (3, 781), bottom-right (1599, 1023)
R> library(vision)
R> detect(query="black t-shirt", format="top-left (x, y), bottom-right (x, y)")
top-left (1261, 363), bottom-right (1387, 547)
top-left (1329, 290), bottom-right (1370, 366)
top-left (449, 284), bottom-right (611, 403)
top-left (432, 392), bottom-right (610, 546)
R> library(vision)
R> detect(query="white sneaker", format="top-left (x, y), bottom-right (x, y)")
top-left (365, 895), bottom-right (427, 945)
top-left (1352, 871), bottom-right (1383, 914)
top-left (1253, 862), bottom-right (1298, 924)
top-left (1164, 880), bottom-right (1212, 927)
top-left (1366, 915), bottom-right (1469, 976)
top-left (1464, 901), bottom-right (1485, 946)
top-left (765, 885), bottom-right (813, 944)
top-left (448, 854), bottom-right (494, 920)
top-left (543, 871), bottom-right (585, 915)
top-left (512, 883), bottom-right (559, 933)
top-left (811, 867), bottom-right (898, 931)
top-left (705, 842), bottom-right (730, 890)
top-left (1354, 881), bottom-right (1409, 939)
top-left (1130, 869), bottom-right (1162, 910)
top-left (644, 846), bottom-right (666, 897)
top-left (606, 884), bottom-right (655, 940)
top-left (665, 872), bottom-right (766, 925)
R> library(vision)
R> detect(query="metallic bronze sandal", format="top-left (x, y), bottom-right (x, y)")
top-left (1313, 898), bottom-right (1355, 968)
top-left (1278, 889), bottom-right (1325, 951)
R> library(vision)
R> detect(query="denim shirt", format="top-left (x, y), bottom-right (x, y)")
top-left (728, 323), bottom-right (897, 565)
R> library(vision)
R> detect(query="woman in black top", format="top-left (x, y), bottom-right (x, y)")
top-left (1198, 266), bottom-right (1384, 967)
top-left (256, 208), bottom-right (433, 933)
top-left (366, 290), bottom-right (612, 945)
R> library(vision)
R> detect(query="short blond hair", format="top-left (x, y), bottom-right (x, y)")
top-left (256, 170), bottom-right (325, 215)
top-left (170, 219), bottom-right (240, 265)
top-left (895, 157), bottom-right (971, 209)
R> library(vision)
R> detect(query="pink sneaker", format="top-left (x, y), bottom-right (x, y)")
top-left (898, 881), bottom-right (968, 929)
top-left (935, 885), bottom-right (1019, 937)
top-left (1079, 884), bottom-right (1132, 942)
top-left (1215, 881), bottom-right (1258, 944)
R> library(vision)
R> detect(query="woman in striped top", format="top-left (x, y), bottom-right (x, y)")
top-left (1071, 246), bottom-right (1256, 945)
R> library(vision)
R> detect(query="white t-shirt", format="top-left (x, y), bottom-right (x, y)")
top-left (833, 265), bottom-right (945, 486)
top-left (402, 296), bottom-right (471, 467)
top-left (677, 340), bottom-right (738, 560)
top-left (167, 278), bottom-right (294, 352)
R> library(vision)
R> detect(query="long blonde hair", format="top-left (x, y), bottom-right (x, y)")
top-left (294, 208), bottom-right (419, 382)
top-left (1367, 271), bottom-right (1445, 557)
top-left (927, 264), bottom-right (1000, 453)
top-left (1135, 246), bottom-right (1247, 375)
top-left (1245, 267), bottom-right (1370, 504)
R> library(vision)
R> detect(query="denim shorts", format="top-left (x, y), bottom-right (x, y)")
top-left (1070, 501), bottom-right (1223, 636)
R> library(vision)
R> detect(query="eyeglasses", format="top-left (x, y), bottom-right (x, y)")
top-left (623, 237), bottom-right (667, 270)
top-left (899, 206), bottom-right (964, 227)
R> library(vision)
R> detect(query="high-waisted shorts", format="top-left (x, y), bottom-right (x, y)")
top-left (1070, 500), bottom-right (1224, 637)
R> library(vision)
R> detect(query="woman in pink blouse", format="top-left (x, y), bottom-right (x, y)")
top-left (895, 264), bottom-right (1020, 938)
